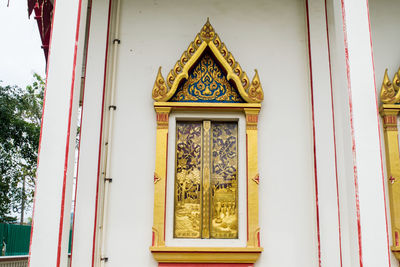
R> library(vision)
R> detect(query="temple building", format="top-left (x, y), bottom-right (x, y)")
top-left (27, 0), bottom-right (400, 266)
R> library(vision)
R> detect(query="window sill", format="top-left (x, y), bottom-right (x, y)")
top-left (150, 246), bottom-right (263, 263)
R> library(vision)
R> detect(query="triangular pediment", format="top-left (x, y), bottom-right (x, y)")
top-left (171, 51), bottom-right (244, 103)
top-left (152, 19), bottom-right (264, 103)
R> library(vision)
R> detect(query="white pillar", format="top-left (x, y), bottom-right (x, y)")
top-left (29, 0), bottom-right (88, 266)
top-left (338, 0), bottom-right (391, 266)
top-left (306, 0), bottom-right (342, 266)
top-left (70, 0), bottom-right (111, 266)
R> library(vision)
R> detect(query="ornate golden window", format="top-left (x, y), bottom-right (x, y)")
top-left (151, 19), bottom-right (263, 264)
top-left (174, 120), bottom-right (239, 239)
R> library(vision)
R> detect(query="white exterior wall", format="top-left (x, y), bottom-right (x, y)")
top-left (370, 0), bottom-right (400, 87)
top-left (29, 0), bottom-right (397, 266)
top-left (94, 0), bottom-right (318, 266)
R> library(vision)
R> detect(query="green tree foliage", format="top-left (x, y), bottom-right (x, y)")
top-left (0, 74), bottom-right (44, 223)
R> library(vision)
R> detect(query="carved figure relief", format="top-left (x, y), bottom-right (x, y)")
top-left (174, 121), bottom-right (238, 239)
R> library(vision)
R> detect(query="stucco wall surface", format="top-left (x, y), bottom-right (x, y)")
top-left (101, 0), bottom-right (317, 266)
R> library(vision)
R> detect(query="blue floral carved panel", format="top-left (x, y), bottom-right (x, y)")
top-left (171, 53), bottom-right (244, 103)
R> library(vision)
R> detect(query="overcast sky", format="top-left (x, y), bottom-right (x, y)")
top-left (0, 1), bottom-right (46, 88)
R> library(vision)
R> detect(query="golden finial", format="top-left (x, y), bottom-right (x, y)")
top-left (152, 67), bottom-right (168, 101)
top-left (248, 70), bottom-right (264, 102)
top-left (200, 18), bottom-right (215, 41)
top-left (393, 68), bottom-right (400, 92)
top-left (381, 69), bottom-right (400, 104)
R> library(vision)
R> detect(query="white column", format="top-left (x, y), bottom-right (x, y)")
top-left (70, 0), bottom-right (111, 266)
top-left (338, 0), bottom-right (391, 266)
top-left (306, 0), bottom-right (342, 266)
top-left (29, 0), bottom-right (88, 266)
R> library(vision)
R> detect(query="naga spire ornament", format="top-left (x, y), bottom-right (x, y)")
top-left (200, 18), bottom-right (215, 41)
top-left (381, 68), bottom-right (400, 104)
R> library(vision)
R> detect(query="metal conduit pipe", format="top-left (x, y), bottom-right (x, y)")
top-left (99, 0), bottom-right (121, 265)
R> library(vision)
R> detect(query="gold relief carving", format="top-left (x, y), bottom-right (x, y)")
top-left (210, 122), bottom-right (238, 239)
top-left (173, 121), bottom-right (238, 239)
top-left (152, 67), bottom-right (168, 101)
top-left (381, 68), bottom-right (400, 104)
top-left (248, 70), bottom-right (264, 102)
top-left (174, 122), bottom-right (202, 238)
top-left (152, 19), bottom-right (264, 103)
top-left (200, 18), bottom-right (215, 41)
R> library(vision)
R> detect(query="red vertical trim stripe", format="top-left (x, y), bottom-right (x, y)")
top-left (324, 0), bottom-right (344, 266)
top-left (305, 1), bottom-right (322, 266)
top-left (56, 0), bottom-right (84, 266)
top-left (69, 1), bottom-right (93, 266)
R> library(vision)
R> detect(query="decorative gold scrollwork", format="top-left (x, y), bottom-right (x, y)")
top-left (152, 67), bottom-right (168, 101)
top-left (381, 68), bottom-right (400, 104)
top-left (200, 18), bottom-right (215, 41)
top-left (248, 70), bottom-right (264, 102)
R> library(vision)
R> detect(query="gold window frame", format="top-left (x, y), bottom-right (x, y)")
top-left (380, 68), bottom-right (400, 262)
top-left (150, 19), bottom-right (263, 264)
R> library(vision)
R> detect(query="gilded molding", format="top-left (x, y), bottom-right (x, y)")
top-left (380, 105), bottom-right (400, 261)
top-left (150, 246), bottom-right (262, 263)
top-left (152, 227), bottom-right (160, 247)
top-left (151, 19), bottom-right (264, 103)
top-left (202, 121), bottom-right (211, 238)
